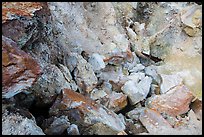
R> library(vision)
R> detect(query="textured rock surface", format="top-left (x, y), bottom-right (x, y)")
top-left (160, 74), bottom-right (183, 94)
top-left (49, 88), bottom-right (125, 135)
top-left (2, 36), bottom-right (41, 98)
top-left (88, 53), bottom-right (106, 71)
top-left (31, 64), bottom-right (77, 106)
top-left (146, 85), bottom-right (194, 116)
top-left (71, 54), bottom-right (98, 93)
top-left (67, 124), bottom-right (80, 135)
top-left (43, 116), bottom-right (70, 135)
top-left (121, 76), bottom-right (152, 105)
top-left (2, 109), bottom-right (45, 135)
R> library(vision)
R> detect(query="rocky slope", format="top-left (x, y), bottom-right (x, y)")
top-left (2, 2), bottom-right (202, 135)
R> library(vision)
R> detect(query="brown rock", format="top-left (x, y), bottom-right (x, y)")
top-left (2, 2), bottom-right (43, 23)
top-left (2, 36), bottom-right (41, 98)
top-left (139, 108), bottom-right (174, 135)
top-left (108, 92), bottom-right (128, 112)
top-left (49, 88), bottom-right (125, 135)
top-left (147, 84), bottom-right (194, 117)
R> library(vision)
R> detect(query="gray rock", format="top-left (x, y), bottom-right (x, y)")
top-left (90, 88), bottom-right (108, 100)
top-left (160, 74), bottom-right (183, 94)
top-left (2, 109), bottom-right (45, 135)
top-left (32, 63), bottom-right (77, 106)
top-left (72, 54), bottom-right (98, 93)
top-left (88, 53), bottom-right (106, 71)
top-left (129, 64), bottom-right (145, 73)
top-left (67, 124), bottom-right (80, 135)
top-left (144, 65), bottom-right (161, 84)
top-left (121, 76), bottom-right (152, 105)
top-left (44, 116), bottom-right (70, 135)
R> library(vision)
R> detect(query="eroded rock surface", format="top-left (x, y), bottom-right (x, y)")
top-left (2, 36), bottom-right (41, 98)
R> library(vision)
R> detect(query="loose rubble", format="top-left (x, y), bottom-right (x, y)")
top-left (2, 2), bottom-right (202, 135)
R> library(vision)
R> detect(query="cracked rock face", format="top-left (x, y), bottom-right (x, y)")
top-left (2, 36), bottom-right (41, 98)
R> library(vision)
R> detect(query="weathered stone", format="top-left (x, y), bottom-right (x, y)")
top-left (48, 2), bottom-right (131, 60)
top-left (125, 118), bottom-right (147, 135)
top-left (2, 109), bottom-right (45, 135)
top-left (65, 53), bottom-right (97, 93)
top-left (108, 92), bottom-right (128, 112)
top-left (139, 108), bottom-right (175, 135)
top-left (121, 76), bottom-right (152, 105)
top-left (127, 107), bottom-right (146, 121)
top-left (190, 99), bottom-right (202, 120)
top-left (43, 116), bottom-right (70, 135)
top-left (160, 74), bottom-right (183, 94)
top-left (49, 88), bottom-right (125, 135)
top-left (90, 88), bottom-right (108, 101)
top-left (2, 2), bottom-right (43, 23)
top-left (88, 53), bottom-right (106, 71)
top-left (67, 124), bottom-right (80, 135)
top-left (2, 36), bottom-right (41, 98)
top-left (2, 2), bottom-right (46, 48)
top-left (129, 63), bottom-right (145, 73)
top-left (144, 65), bottom-right (161, 85)
top-left (146, 84), bottom-right (194, 117)
top-left (31, 64), bottom-right (76, 106)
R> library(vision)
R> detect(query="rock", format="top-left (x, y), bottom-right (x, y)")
top-left (139, 108), bottom-right (175, 135)
top-left (190, 99), bottom-right (202, 120)
top-left (43, 116), bottom-right (70, 135)
top-left (31, 64), bottom-right (76, 106)
top-left (146, 84), bottom-right (194, 117)
top-left (2, 36), bottom-right (41, 98)
top-left (180, 5), bottom-right (202, 29)
top-left (144, 65), bottom-right (161, 85)
top-left (2, 2), bottom-right (44, 48)
top-left (127, 107), bottom-right (146, 121)
top-left (108, 92), bottom-right (128, 112)
top-left (48, 2), bottom-right (130, 61)
top-left (160, 74), bottom-right (183, 94)
top-left (121, 76), bottom-right (152, 105)
top-left (88, 53), bottom-right (106, 71)
top-left (125, 118), bottom-right (147, 135)
top-left (129, 63), bottom-right (145, 73)
top-left (49, 88), bottom-right (125, 135)
top-left (126, 72), bottom-right (145, 83)
top-left (90, 88), bottom-right (108, 101)
top-left (2, 109), bottom-right (45, 135)
top-left (66, 54), bottom-right (97, 93)
top-left (67, 124), bottom-right (80, 135)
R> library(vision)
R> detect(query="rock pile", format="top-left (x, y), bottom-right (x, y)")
top-left (2, 2), bottom-right (202, 135)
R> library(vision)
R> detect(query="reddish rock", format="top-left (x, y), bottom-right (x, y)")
top-left (2, 2), bottom-right (43, 23)
top-left (108, 92), bottom-right (128, 112)
top-left (49, 88), bottom-right (125, 135)
top-left (139, 108), bottom-right (174, 135)
top-left (147, 84), bottom-right (194, 117)
top-left (2, 36), bottom-right (41, 98)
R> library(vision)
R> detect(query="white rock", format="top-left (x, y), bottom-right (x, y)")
top-left (160, 74), bottom-right (183, 94)
top-left (121, 76), bottom-right (152, 105)
top-left (88, 53), bottom-right (106, 71)
top-left (67, 124), bottom-right (80, 135)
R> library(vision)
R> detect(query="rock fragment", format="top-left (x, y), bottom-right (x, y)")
top-left (67, 124), bottom-right (80, 135)
top-left (2, 36), bottom-right (41, 98)
top-left (43, 116), bottom-right (70, 135)
top-left (49, 88), bottom-right (126, 135)
top-left (146, 84), bottom-right (194, 116)
top-left (2, 109), bottom-right (45, 135)
top-left (121, 76), bottom-right (152, 105)
top-left (88, 53), bottom-right (106, 71)
top-left (160, 74), bottom-right (183, 94)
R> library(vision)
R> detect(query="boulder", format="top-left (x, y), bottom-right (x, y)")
top-left (2, 36), bottom-right (41, 98)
